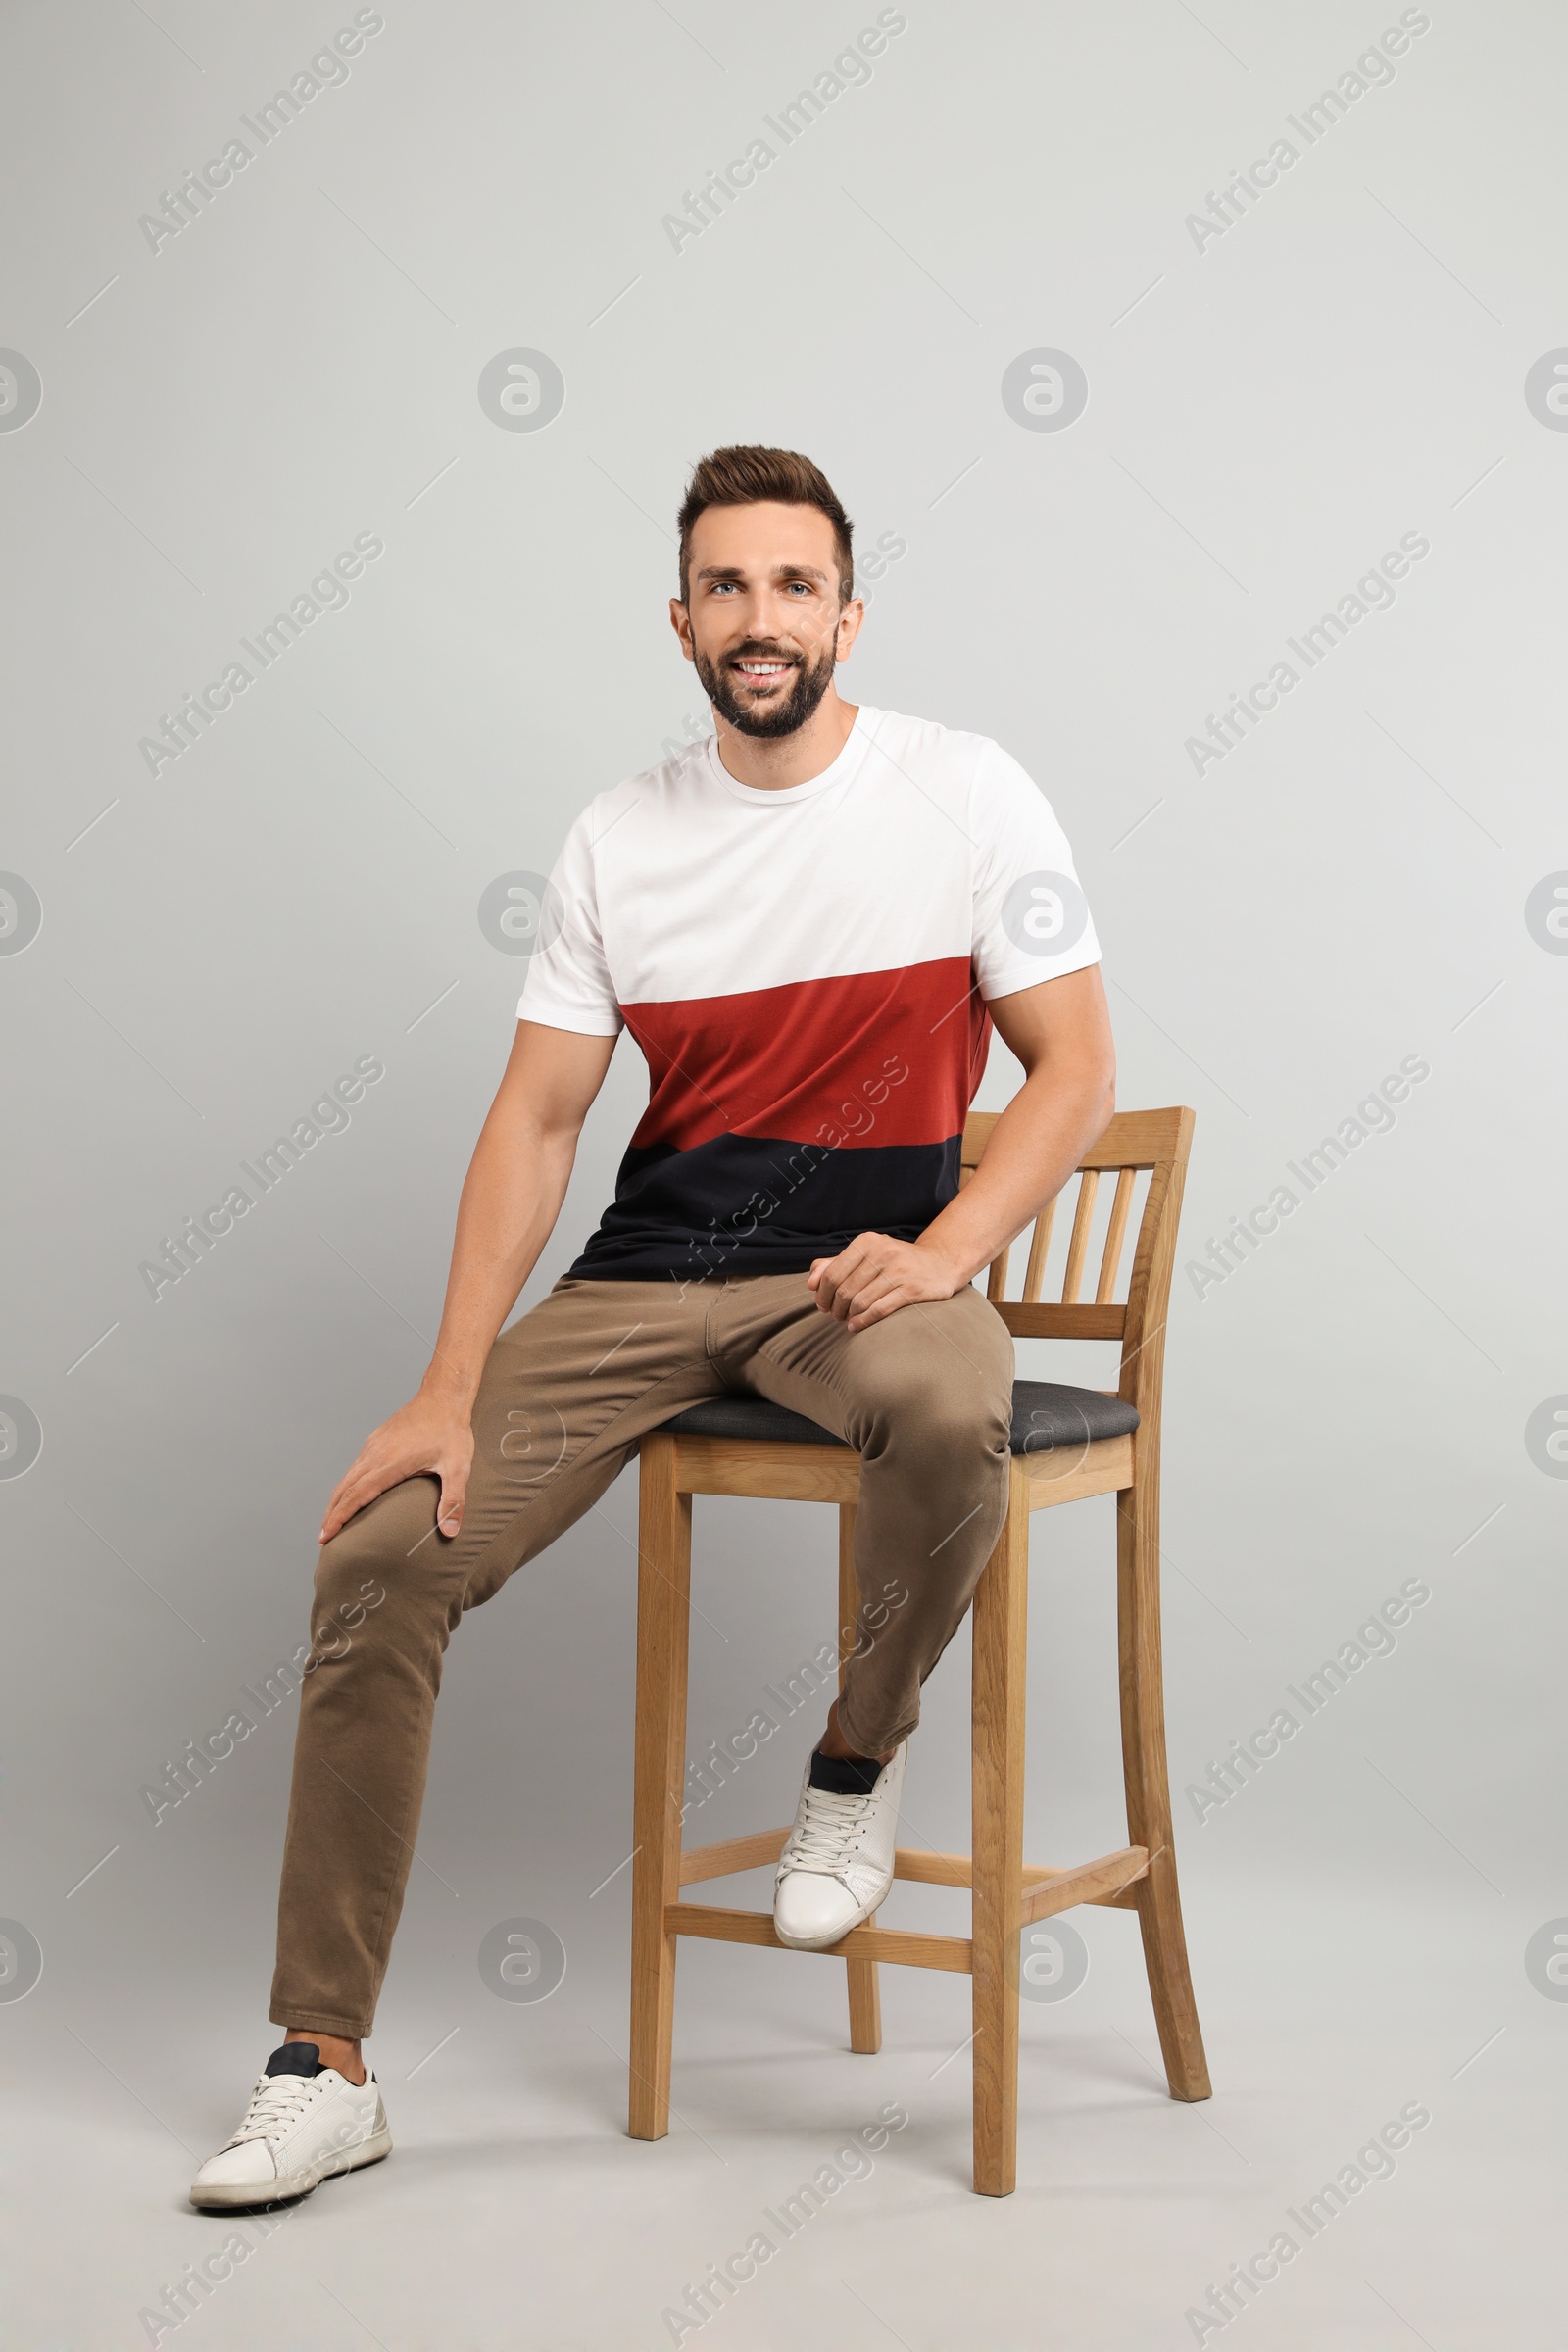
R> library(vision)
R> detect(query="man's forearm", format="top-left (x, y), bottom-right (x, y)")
top-left (918, 1058), bottom-right (1114, 1288)
top-left (418, 1117), bottom-right (576, 1412)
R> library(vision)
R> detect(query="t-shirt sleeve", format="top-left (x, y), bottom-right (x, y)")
top-left (515, 808), bottom-right (624, 1037)
top-left (968, 739), bottom-right (1102, 1002)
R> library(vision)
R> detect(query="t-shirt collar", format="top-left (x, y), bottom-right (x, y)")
top-left (704, 706), bottom-right (877, 806)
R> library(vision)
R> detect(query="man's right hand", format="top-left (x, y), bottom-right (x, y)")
top-left (318, 1391), bottom-right (475, 1545)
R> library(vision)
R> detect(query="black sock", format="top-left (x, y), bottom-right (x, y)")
top-left (808, 1747), bottom-right (883, 1795)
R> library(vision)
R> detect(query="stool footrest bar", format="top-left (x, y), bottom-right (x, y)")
top-left (667, 1903), bottom-right (974, 1974)
top-left (1017, 1846), bottom-right (1150, 1926)
top-left (676, 1833), bottom-right (1151, 1916)
top-left (678, 1827), bottom-right (792, 1885)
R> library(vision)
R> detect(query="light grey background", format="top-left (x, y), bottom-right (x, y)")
top-left (2, 2), bottom-right (1563, 2346)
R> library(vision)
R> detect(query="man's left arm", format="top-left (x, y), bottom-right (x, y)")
top-left (807, 965), bottom-right (1115, 1330)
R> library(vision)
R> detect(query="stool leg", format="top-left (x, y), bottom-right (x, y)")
top-left (838, 1500), bottom-right (882, 2055)
top-left (1117, 1478), bottom-right (1211, 2101)
top-left (628, 1436), bottom-right (693, 2140)
top-left (971, 1465), bottom-right (1028, 2196)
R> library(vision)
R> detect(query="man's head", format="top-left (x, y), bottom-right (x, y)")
top-left (671, 445), bottom-right (862, 739)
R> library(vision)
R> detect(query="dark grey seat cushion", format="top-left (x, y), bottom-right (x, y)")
top-left (657, 1379), bottom-right (1138, 1455)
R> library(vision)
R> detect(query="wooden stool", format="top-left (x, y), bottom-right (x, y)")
top-left (627, 1105), bottom-right (1211, 2195)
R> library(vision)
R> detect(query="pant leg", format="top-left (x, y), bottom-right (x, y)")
top-left (270, 1276), bottom-right (723, 2038)
top-left (710, 1275), bottom-right (1015, 1757)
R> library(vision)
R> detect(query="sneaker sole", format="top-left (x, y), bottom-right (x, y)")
top-left (189, 2124), bottom-right (393, 2211)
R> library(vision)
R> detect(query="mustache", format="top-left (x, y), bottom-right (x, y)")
top-left (723, 640), bottom-right (804, 664)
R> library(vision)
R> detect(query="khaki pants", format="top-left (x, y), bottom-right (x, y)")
top-left (271, 1271), bottom-right (1013, 2038)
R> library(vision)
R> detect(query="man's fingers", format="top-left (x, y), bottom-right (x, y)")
top-left (847, 1287), bottom-right (908, 1332)
top-left (842, 1271), bottom-right (902, 1327)
top-left (832, 1258), bottom-right (899, 1321)
top-left (812, 1238), bottom-right (880, 1315)
top-left (318, 1398), bottom-right (476, 1546)
top-left (321, 1468), bottom-right (360, 1528)
top-left (319, 1472), bottom-right (363, 1544)
top-left (847, 1273), bottom-right (911, 1329)
top-left (319, 1470), bottom-right (377, 1544)
top-left (807, 1233), bottom-right (956, 1333)
top-left (816, 1259), bottom-right (877, 1322)
top-left (319, 1448), bottom-right (402, 1543)
top-left (436, 1464), bottom-right (467, 1537)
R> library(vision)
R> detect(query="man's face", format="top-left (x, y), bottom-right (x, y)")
top-left (672, 501), bottom-right (861, 739)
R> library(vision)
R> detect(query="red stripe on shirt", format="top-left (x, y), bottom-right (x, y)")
top-left (619, 958), bottom-right (992, 1152)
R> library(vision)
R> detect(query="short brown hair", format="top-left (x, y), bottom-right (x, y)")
top-left (677, 444), bottom-right (855, 605)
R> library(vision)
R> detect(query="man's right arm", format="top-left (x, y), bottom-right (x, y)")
top-left (318, 1018), bottom-right (618, 1544)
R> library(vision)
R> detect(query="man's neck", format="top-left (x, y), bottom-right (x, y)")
top-left (710, 689), bottom-right (859, 792)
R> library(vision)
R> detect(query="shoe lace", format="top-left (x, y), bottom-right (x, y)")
top-left (783, 1784), bottom-right (873, 1876)
top-left (225, 2072), bottom-right (324, 2148)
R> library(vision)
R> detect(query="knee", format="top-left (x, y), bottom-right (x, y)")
top-left (310, 1476), bottom-right (442, 1654)
top-left (862, 1368), bottom-right (1010, 1467)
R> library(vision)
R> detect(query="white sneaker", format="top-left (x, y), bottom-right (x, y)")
top-left (773, 1744), bottom-right (906, 1951)
top-left (189, 2042), bottom-right (392, 2209)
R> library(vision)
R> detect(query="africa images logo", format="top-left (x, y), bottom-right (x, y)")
top-left (476, 350), bottom-right (565, 433)
top-left (1000, 350), bottom-right (1089, 433)
top-left (0, 350), bottom-right (43, 432)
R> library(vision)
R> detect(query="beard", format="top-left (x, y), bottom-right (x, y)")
top-left (692, 633), bottom-right (839, 739)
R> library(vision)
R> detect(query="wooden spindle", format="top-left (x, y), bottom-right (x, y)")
top-left (1022, 1198), bottom-right (1057, 1303)
top-left (1061, 1171), bottom-right (1099, 1303)
top-left (1096, 1168), bottom-right (1137, 1303)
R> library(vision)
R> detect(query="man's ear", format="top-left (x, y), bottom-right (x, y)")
top-left (669, 597), bottom-right (694, 659)
top-left (835, 597), bottom-right (865, 661)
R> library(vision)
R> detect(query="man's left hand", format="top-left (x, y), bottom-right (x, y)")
top-left (807, 1233), bottom-right (967, 1332)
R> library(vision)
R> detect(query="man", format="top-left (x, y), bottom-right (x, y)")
top-left (190, 444), bottom-right (1114, 2209)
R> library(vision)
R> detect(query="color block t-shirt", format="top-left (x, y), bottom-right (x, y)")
top-left (517, 707), bottom-right (1100, 1282)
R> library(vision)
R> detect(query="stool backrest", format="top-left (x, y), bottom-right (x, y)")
top-left (959, 1106), bottom-right (1196, 1422)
